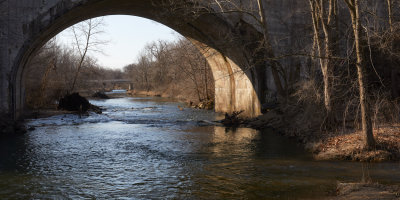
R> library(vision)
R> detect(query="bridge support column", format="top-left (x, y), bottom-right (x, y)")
top-left (201, 48), bottom-right (261, 118)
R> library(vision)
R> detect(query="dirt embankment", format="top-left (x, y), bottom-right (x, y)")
top-left (328, 183), bottom-right (400, 200)
top-left (230, 104), bottom-right (400, 162)
top-left (128, 89), bottom-right (163, 97)
top-left (128, 89), bottom-right (214, 110)
top-left (222, 105), bottom-right (400, 199)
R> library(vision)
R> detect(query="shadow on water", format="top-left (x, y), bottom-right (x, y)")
top-left (0, 135), bottom-right (29, 171)
top-left (0, 96), bottom-right (399, 199)
top-left (180, 126), bottom-right (329, 199)
top-left (181, 126), bottom-right (400, 199)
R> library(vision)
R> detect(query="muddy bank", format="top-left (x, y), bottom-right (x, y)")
top-left (128, 89), bottom-right (163, 97)
top-left (327, 182), bottom-right (400, 200)
top-left (128, 89), bottom-right (214, 110)
top-left (223, 106), bottom-right (400, 199)
top-left (229, 105), bottom-right (400, 162)
top-left (313, 126), bottom-right (400, 162)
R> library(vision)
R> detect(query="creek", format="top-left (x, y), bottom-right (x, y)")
top-left (0, 94), bottom-right (399, 199)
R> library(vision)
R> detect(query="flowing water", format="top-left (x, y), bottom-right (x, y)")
top-left (0, 95), bottom-right (399, 199)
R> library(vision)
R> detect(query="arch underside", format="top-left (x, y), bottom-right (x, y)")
top-left (9, 0), bottom-right (262, 118)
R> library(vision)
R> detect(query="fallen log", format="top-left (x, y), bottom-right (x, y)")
top-left (221, 110), bottom-right (244, 126)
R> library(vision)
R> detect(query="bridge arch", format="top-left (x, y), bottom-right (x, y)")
top-left (5, 0), bottom-right (265, 118)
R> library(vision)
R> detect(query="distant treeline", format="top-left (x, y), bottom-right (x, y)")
top-left (25, 39), bottom-right (124, 109)
top-left (123, 38), bottom-right (214, 104)
top-left (25, 36), bottom-right (214, 109)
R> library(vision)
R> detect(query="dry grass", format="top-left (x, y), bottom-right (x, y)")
top-left (247, 100), bottom-right (400, 162)
top-left (314, 124), bottom-right (400, 161)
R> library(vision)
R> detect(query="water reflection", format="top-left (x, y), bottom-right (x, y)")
top-left (184, 126), bottom-right (400, 199)
top-left (0, 135), bottom-right (30, 172)
top-left (209, 126), bottom-right (258, 155)
top-left (0, 97), bottom-right (398, 199)
top-left (185, 127), bottom-right (331, 199)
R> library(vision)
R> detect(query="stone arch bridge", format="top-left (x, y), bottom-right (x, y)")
top-left (0, 0), bottom-right (304, 119)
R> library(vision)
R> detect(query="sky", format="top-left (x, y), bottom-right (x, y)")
top-left (57, 15), bottom-right (182, 70)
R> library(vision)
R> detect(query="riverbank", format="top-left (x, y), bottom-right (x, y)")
top-left (3, 93), bottom-right (105, 136)
top-left (4, 96), bottom-right (400, 199)
top-left (328, 182), bottom-right (400, 200)
top-left (236, 105), bottom-right (400, 162)
top-left (232, 106), bottom-right (400, 199)
top-left (128, 89), bottom-right (214, 110)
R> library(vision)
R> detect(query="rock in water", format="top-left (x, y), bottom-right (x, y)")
top-left (58, 93), bottom-right (90, 112)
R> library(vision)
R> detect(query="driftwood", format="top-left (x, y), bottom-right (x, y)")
top-left (221, 110), bottom-right (244, 126)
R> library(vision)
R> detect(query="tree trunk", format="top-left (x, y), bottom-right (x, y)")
top-left (387, 0), bottom-right (393, 33)
top-left (309, 0), bottom-right (337, 124)
top-left (322, 68), bottom-right (333, 113)
top-left (70, 20), bottom-right (92, 92)
top-left (323, 0), bottom-right (337, 124)
top-left (345, 0), bottom-right (375, 149)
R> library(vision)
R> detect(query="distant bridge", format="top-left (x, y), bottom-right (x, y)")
top-left (87, 79), bottom-right (134, 90)
top-left (87, 79), bottom-right (133, 84)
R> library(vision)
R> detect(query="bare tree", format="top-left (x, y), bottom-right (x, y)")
top-left (137, 53), bottom-right (153, 92)
top-left (124, 37), bottom-right (214, 104)
top-left (162, 0), bottom-right (286, 97)
top-left (308, 0), bottom-right (339, 125)
top-left (387, 0), bottom-right (394, 33)
top-left (344, 0), bottom-right (375, 149)
top-left (69, 17), bottom-right (107, 92)
top-left (147, 40), bottom-right (170, 85)
top-left (174, 39), bottom-right (205, 101)
top-left (25, 38), bottom-right (123, 109)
